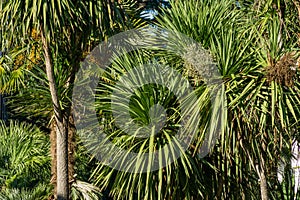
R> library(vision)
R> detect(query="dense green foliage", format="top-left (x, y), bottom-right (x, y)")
top-left (1, 0), bottom-right (300, 199)
top-left (0, 121), bottom-right (51, 198)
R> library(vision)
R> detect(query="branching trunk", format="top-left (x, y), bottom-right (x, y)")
top-left (41, 30), bottom-right (69, 200)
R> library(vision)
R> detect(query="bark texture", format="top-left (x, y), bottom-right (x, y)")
top-left (49, 116), bottom-right (75, 200)
top-left (68, 114), bottom-right (76, 185)
top-left (41, 31), bottom-right (69, 200)
top-left (255, 154), bottom-right (269, 200)
top-left (259, 165), bottom-right (269, 200)
top-left (50, 121), bottom-right (57, 195)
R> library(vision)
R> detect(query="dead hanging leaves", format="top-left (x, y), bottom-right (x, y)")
top-left (266, 52), bottom-right (299, 87)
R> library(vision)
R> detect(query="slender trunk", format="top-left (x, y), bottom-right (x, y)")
top-left (0, 94), bottom-right (7, 121)
top-left (50, 117), bottom-right (75, 199)
top-left (68, 114), bottom-right (76, 185)
top-left (41, 31), bottom-right (69, 200)
top-left (259, 165), bottom-right (268, 200)
top-left (256, 155), bottom-right (269, 200)
top-left (215, 152), bottom-right (223, 199)
top-left (56, 121), bottom-right (69, 200)
top-left (50, 120), bottom-right (57, 195)
top-left (65, 52), bottom-right (81, 190)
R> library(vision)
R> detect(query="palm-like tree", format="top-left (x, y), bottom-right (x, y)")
top-left (1, 0), bottom-right (300, 199)
top-left (158, 0), bottom-right (300, 199)
top-left (0, 0), bottom-right (142, 199)
top-left (87, 1), bottom-right (231, 199)
top-left (89, 0), bottom-right (300, 199)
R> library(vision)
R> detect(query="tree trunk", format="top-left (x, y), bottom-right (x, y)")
top-left (0, 94), bottom-right (7, 121)
top-left (50, 120), bottom-right (57, 196)
top-left (68, 114), bottom-right (76, 185)
top-left (41, 31), bottom-right (69, 200)
top-left (259, 166), bottom-right (269, 200)
top-left (56, 121), bottom-right (69, 200)
top-left (256, 155), bottom-right (269, 200)
top-left (49, 116), bottom-right (75, 200)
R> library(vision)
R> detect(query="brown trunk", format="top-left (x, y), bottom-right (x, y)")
top-left (68, 114), bottom-right (76, 185)
top-left (50, 120), bottom-right (57, 196)
top-left (41, 30), bottom-right (69, 200)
